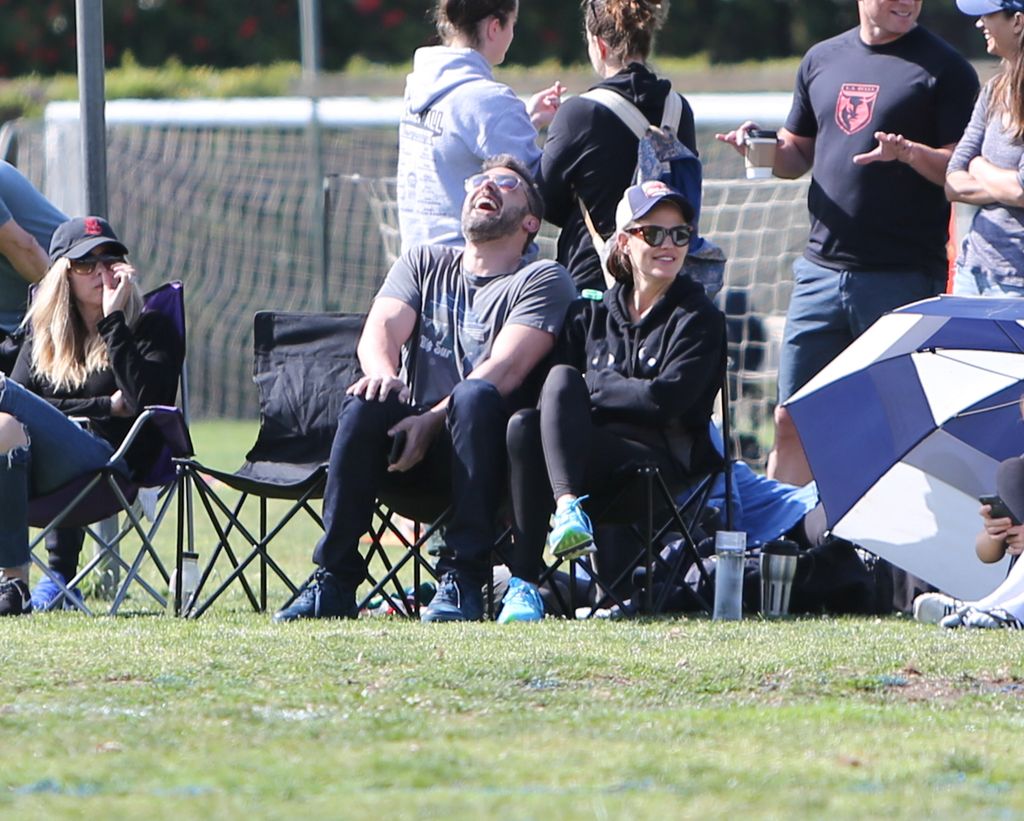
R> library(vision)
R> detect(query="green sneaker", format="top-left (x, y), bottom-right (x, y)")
top-left (497, 577), bottom-right (544, 623)
top-left (548, 496), bottom-right (595, 560)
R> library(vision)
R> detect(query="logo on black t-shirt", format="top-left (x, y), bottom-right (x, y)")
top-left (835, 83), bottom-right (879, 136)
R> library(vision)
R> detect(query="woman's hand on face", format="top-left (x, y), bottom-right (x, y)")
top-left (109, 389), bottom-right (131, 417)
top-left (528, 81), bottom-right (566, 129)
top-left (102, 262), bottom-right (134, 317)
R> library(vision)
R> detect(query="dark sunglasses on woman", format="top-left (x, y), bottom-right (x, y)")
top-left (69, 255), bottom-right (126, 276)
top-left (625, 224), bottom-right (693, 248)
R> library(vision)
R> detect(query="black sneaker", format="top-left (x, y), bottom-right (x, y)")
top-left (272, 568), bottom-right (358, 622)
top-left (420, 570), bottom-right (483, 622)
top-left (0, 578), bottom-right (32, 616)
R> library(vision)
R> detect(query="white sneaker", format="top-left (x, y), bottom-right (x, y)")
top-left (962, 607), bottom-right (1024, 630)
top-left (913, 592), bottom-right (963, 625)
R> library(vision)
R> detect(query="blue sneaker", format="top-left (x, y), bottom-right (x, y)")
top-left (272, 568), bottom-right (358, 622)
top-left (497, 576), bottom-right (544, 623)
top-left (548, 496), bottom-right (595, 560)
top-left (420, 571), bottom-right (483, 622)
top-left (31, 571), bottom-right (81, 612)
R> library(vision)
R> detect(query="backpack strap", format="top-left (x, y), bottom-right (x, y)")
top-left (581, 87), bottom-right (684, 136)
top-left (580, 88), bottom-right (648, 139)
top-left (661, 91), bottom-right (683, 133)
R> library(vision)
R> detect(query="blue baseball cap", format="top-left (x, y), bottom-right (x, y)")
top-left (614, 181), bottom-right (693, 233)
top-left (956, 0), bottom-right (1024, 15)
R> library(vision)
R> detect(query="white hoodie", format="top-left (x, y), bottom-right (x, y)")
top-left (397, 46), bottom-right (541, 252)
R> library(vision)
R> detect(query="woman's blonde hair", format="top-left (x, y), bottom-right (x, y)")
top-left (25, 258), bottom-right (143, 391)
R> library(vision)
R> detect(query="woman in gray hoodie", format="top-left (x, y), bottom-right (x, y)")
top-left (397, 0), bottom-right (563, 252)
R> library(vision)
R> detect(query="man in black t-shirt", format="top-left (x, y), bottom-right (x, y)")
top-left (717, 0), bottom-right (978, 485)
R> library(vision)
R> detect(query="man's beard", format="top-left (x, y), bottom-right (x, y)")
top-left (462, 201), bottom-right (529, 245)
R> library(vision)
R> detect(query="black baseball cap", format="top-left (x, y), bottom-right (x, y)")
top-left (49, 216), bottom-right (128, 264)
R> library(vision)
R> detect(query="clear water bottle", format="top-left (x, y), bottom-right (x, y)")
top-left (168, 551), bottom-right (200, 616)
top-left (712, 531), bottom-right (746, 621)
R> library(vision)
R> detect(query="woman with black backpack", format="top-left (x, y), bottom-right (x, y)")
top-left (538, 0), bottom-right (697, 293)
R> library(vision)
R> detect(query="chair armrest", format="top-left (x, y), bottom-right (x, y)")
top-left (107, 405), bottom-right (193, 465)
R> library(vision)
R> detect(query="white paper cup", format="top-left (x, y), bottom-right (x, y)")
top-left (744, 130), bottom-right (778, 180)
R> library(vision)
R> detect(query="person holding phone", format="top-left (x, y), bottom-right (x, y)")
top-left (915, 452), bottom-right (1024, 629)
top-left (976, 491), bottom-right (1024, 564)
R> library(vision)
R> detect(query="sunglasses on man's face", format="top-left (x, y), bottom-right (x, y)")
top-left (625, 224), bottom-right (693, 248)
top-left (69, 254), bottom-right (125, 276)
top-left (464, 173), bottom-right (522, 193)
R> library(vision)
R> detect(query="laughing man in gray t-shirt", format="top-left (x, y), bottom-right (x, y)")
top-left (274, 154), bottom-right (577, 625)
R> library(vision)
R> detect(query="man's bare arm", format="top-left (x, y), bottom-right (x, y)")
top-left (0, 219), bottom-right (48, 283)
top-left (714, 123), bottom-right (814, 179)
top-left (387, 323), bottom-right (557, 473)
top-left (852, 134), bottom-right (956, 187)
top-left (773, 129), bottom-right (815, 179)
top-left (349, 296), bottom-right (418, 402)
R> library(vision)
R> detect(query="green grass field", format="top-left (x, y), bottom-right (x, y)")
top-left (3, 420), bottom-right (1023, 819)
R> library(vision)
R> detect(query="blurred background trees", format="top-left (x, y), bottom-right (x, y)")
top-left (0, 0), bottom-right (991, 78)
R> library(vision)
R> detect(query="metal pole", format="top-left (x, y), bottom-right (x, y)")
top-left (299, 0), bottom-right (328, 309)
top-left (299, 0), bottom-right (322, 79)
top-left (76, 0), bottom-right (108, 217)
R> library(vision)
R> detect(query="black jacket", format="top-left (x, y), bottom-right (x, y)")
top-left (539, 63), bottom-right (697, 292)
top-left (558, 274), bottom-right (725, 478)
top-left (12, 309), bottom-right (183, 477)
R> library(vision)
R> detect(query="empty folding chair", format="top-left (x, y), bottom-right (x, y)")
top-left (177, 310), bottom-right (445, 618)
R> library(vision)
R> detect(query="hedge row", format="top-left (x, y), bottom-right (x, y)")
top-left (0, 0), bottom-right (992, 77)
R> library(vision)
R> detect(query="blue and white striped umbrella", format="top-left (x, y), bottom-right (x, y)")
top-left (786, 295), bottom-right (1024, 599)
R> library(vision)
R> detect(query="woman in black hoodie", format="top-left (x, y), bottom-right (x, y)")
top-left (538, 0), bottom-right (696, 292)
top-left (0, 216), bottom-right (182, 616)
top-left (499, 182), bottom-right (725, 622)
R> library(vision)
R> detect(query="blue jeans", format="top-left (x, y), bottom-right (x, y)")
top-left (0, 375), bottom-right (121, 567)
top-left (777, 257), bottom-right (943, 402)
top-left (312, 379), bottom-right (510, 588)
top-left (952, 264), bottom-right (1024, 297)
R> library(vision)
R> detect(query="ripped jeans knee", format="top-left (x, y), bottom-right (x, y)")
top-left (0, 425), bottom-right (30, 469)
top-left (0, 406), bottom-right (31, 466)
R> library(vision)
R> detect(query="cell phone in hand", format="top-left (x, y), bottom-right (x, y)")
top-left (388, 430), bottom-right (407, 465)
top-left (979, 494), bottom-right (1020, 525)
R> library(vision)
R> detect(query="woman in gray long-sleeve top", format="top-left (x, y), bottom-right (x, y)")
top-left (946, 0), bottom-right (1024, 295)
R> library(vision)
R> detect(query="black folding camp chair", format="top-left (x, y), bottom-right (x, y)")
top-left (176, 311), bottom-right (445, 617)
top-left (27, 280), bottom-right (193, 615)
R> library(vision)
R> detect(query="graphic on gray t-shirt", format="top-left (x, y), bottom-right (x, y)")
top-left (376, 245), bottom-right (577, 408)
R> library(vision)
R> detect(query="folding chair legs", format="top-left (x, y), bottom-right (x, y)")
top-left (539, 465), bottom-right (714, 618)
top-left (29, 471), bottom-right (173, 616)
top-left (357, 506), bottom-right (448, 617)
top-left (176, 465), bottom-right (318, 618)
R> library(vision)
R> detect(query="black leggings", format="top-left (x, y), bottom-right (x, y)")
top-left (506, 365), bottom-right (679, 582)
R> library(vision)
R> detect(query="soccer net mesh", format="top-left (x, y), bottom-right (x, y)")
top-left (8, 114), bottom-right (808, 466)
